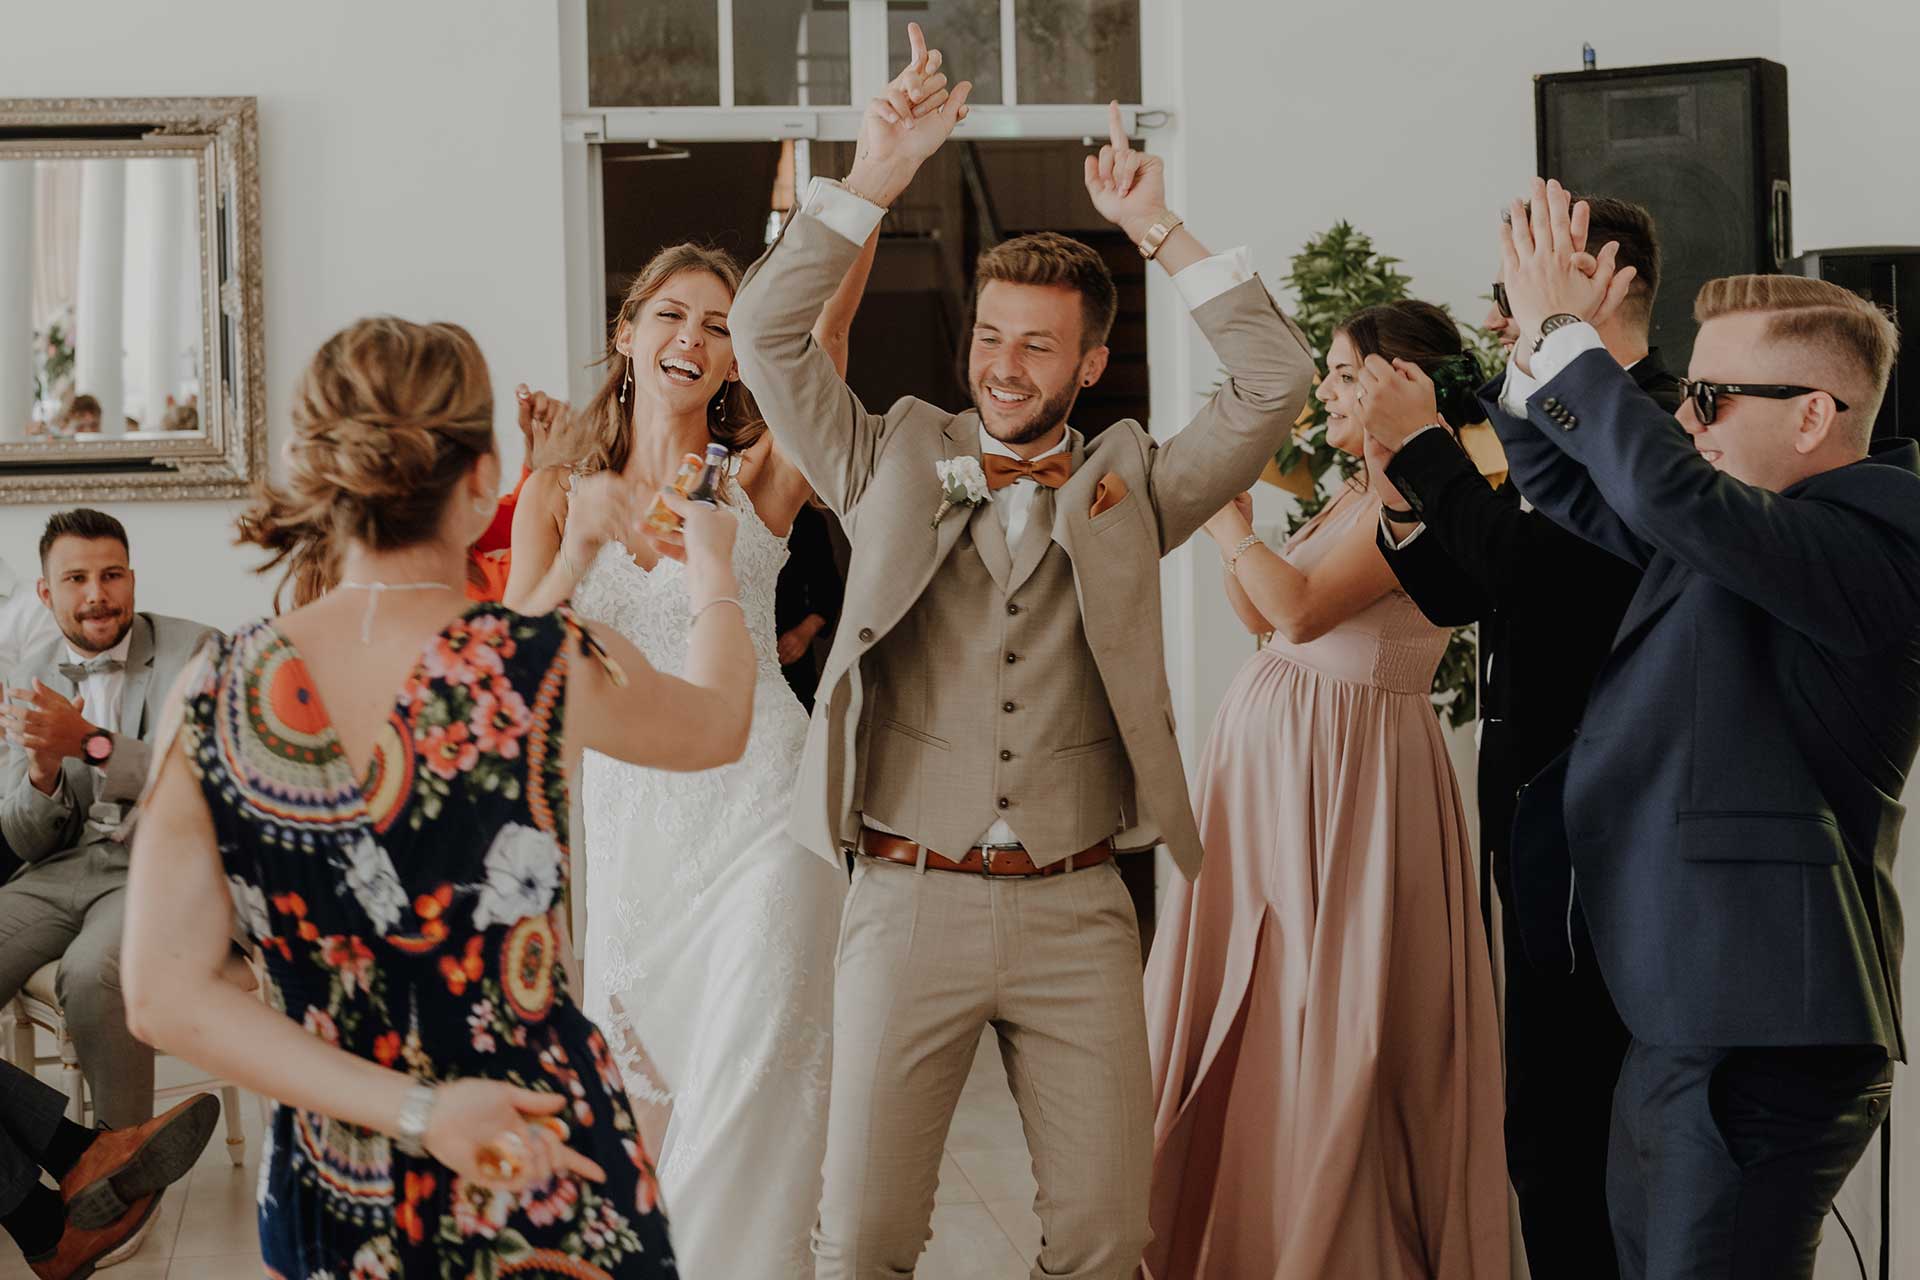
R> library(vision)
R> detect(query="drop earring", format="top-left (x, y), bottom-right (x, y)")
top-left (619, 361), bottom-right (632, 406)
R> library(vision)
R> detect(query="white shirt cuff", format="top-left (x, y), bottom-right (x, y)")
top-left (1531, 321), bottom-right (1607, 385)
top-left (798, 176), bottom-right (886, 248)
top-left (1498, 353), bottom-right (1542, 419)
top-left (1497, 323), bottom-right (1607, 418)
top-left (1379, 512), bottom-right (1426, 550)
top-left (1171, 246), bottom-right (1254, 310)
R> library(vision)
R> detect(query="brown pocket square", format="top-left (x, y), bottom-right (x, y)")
top-left (1090, 473), bottom-right (1130, 518)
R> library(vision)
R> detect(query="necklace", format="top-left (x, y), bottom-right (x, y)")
top-left (336, 580), bottom-right (459, 644)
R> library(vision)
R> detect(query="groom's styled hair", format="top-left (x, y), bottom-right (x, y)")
top-left (975, 233), bottom-right (1118, 351)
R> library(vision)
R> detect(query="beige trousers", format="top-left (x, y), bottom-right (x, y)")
top-left (814, 855), bottom-right (1153, 1280)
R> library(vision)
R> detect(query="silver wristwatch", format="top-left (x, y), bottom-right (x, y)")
top-left (393, 1082), bottom-right (437, 1157)
top-left (1534, 312), bottom-right (1584, 352)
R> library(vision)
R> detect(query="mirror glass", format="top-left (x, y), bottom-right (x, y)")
top-left (1, 156), bottom-right (206, 446)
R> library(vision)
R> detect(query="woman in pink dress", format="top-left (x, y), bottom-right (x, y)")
top-left (1142, 300), bottom-right (1508, 1279)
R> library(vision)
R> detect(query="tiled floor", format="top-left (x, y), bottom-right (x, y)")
top-left (0, 1031), bottom-right (1042, 1279)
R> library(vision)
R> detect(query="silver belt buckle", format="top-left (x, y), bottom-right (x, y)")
top-left (978, 841), bottom-right (1022, 873)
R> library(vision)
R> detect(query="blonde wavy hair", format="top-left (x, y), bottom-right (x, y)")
top-left (236, 316), bottom-right (495, 609)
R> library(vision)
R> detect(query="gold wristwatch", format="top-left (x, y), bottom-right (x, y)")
top-left (1137, 210), bottom-right (1184, 260)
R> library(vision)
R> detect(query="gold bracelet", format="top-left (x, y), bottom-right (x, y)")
top-left (1137, 209), bottom-right (1185, 261)
top-left (838, 178), bottom-right (884, 209)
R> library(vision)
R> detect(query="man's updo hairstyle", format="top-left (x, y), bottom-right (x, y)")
top-left (237, 316), bottom-right (495, 608)
top-left (1335, 300), bottom-right (1484, 430)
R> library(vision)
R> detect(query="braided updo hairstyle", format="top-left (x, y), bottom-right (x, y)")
top-left (1335, 300), bottom-right (1484, 430)
top-left (237, 316), bottom-right (496, 609)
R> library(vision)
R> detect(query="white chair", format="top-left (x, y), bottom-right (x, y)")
top-left (5, 952), bottom-right (254, 1167)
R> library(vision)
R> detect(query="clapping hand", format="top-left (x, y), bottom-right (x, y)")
top-left (2, 682), bottom-right (94, 794)
top-left (560, 471), bottom-right (639, 572)
top-left (1083, 102), bottom-right (1166, 242)
top-left (844, 23), bottom-right (973, 209)
top-left (517, 384), bottom-right (572, 470)
top-left (1499, 178), bottom-right (1639, 369)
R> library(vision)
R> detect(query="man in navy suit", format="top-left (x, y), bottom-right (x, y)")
top-left (1353, 179), bottom-right (1915, 1279)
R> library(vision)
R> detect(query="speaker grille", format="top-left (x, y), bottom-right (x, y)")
top-left (1540, 65), bottom-right (1778, 372)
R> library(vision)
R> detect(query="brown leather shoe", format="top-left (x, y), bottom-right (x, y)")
top-left (27, 1192), bottom-right (158, 1280)
top-left (59, 1094), bottom-right (220, 1230)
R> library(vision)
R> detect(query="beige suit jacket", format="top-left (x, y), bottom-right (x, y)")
top-left (730, 208), bottom-right (1314, 880)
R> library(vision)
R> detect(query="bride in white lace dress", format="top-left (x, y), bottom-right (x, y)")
top-left (505, 238), bottom-right (876, 1276)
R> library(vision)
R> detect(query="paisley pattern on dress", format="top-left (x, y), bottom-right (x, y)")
top-left (181, 604), bottom-right (677, 1278)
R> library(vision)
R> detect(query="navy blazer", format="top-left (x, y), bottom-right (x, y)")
top-left (1485, 349), bottom-right (1920, 1057)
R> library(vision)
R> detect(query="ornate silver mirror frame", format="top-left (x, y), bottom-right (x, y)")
top-left (0, 97), bottom-right (263, 502)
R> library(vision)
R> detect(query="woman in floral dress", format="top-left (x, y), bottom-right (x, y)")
top-left (118, 317), bottom-right (756, 1278)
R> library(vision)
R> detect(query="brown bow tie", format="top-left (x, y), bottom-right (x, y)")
top-left (983, 452), bottom-right (1072, 491)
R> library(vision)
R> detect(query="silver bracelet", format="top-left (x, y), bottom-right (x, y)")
top-left (1226, 533), bottom-right (1261, 575)
top-left (392, 1082), bottom-right (436, 1157)
top-left (689, 597), bottom-right (744, 626)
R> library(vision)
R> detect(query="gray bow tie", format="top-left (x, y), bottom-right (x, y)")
top-left (59, 657), bottom-right (124, 683)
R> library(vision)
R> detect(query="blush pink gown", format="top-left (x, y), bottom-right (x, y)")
top-left (1141, 491), bottom-right (1508, 1280)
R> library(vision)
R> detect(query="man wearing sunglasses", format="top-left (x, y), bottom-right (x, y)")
top-left (1357, 194), bottom-right (1679, 1280)
top-left (1476, 178), bottom-right (1915, 1279)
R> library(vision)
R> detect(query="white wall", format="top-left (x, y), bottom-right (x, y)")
top-left (0, 0), bottom-right (571, 632)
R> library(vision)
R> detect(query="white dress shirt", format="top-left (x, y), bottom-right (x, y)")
top-left (980, 427), bottom-right (1068, 549)
top-left (800, 174), bottom-right (1257, 851)
top-left (64, 628), bottom-right (133, 736)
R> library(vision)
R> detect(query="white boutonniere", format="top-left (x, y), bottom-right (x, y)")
top-left (931, 456), bottom-right (991, 529)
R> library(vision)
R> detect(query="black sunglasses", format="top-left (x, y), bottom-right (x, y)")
top-left (1677, 379), bottom-right (1850, 426)
top-left (1492, 281), bottom-right (1511, 319)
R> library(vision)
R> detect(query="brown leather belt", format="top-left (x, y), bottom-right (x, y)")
top-left (857, 829), bottom-right (1113, 878)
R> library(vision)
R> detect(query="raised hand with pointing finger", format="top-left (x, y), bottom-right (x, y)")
top-left (1084, 101), bottom-right (1167, 244)
top-left (843, 22), bottom-right (973, 210)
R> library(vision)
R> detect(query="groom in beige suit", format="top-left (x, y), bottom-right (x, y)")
top-left (731, 28), bottom-right (1314, 1279)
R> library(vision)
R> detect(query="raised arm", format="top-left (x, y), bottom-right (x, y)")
top-left (812, 226), bottom-right (879, 380)
top-left (1074, 104), bottom-right (1316, 552)
top-left (564, 493), bottom-right (756, 773)
top-left (1523, 346), bottom-right (1920, 651)
top-left (730, 26), bottom-right (971, 515)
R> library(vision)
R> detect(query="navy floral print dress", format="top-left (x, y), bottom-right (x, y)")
top-left (180, 604), bottom-right (676, 1279)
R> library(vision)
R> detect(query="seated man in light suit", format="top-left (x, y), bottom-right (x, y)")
top-left (1442, 179), bottom-right (1915, 1280)
top-left (0, 509), bottom-right (218, 1129)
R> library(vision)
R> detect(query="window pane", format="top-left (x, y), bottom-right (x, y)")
top-left (1015, 0), bottom-right (1140, 103)
top-left (587, 0), bottom-right (720, 106)
top-left (889, 0), bottom-right (1002, 106)
top-left (736, 1), bottom-right (852, 105)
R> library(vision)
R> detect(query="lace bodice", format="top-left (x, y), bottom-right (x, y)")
top-left (572, 496), bottom-right (813, 980)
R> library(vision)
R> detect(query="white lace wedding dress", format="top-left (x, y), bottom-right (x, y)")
top-left (575, 497), bottom-right (845, 1278)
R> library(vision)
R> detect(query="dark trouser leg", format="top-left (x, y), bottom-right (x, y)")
top-left (0, 1059), bottom-right (68, 1213)
top-left (1501, 882), bottom-right (1629, 1278)
top-left (58, 883), bottom-right (154, 1129)
top-left (1715, 1045), bottom-right (1891, 1278)
top-left (1608, 1039), bottom-right (1890, 1280)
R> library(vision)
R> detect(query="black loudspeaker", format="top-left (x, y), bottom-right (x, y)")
top-left (1536, 58), bottom-right (1791, 373)
top-left (1793, 247), bottom-right (1919, 444)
